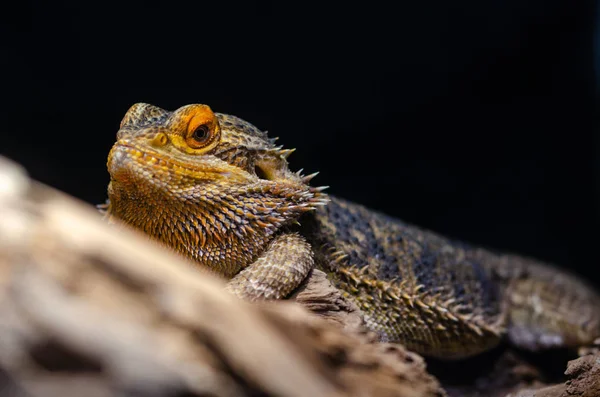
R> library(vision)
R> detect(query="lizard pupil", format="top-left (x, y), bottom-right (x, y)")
top-left (193, 125), bottom-right (210, 142)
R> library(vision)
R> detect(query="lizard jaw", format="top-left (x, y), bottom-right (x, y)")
top-left (108, 140), bottom-right (252, 189)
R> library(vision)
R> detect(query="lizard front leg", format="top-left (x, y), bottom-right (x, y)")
top-left (226, 232), bottom-right (314, 301)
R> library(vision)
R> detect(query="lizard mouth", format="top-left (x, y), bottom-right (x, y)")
top-left (108, 141), bottom-right (249, 185)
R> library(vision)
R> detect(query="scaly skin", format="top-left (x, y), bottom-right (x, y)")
top-left (106, 103), bottom-right (600, 359)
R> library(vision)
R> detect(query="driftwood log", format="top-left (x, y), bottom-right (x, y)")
top-left (0, 155), bottom-right (598, 397)
top-left (0, 156), bottom-right (444, 396)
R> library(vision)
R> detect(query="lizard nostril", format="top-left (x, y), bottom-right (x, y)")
top-left (151, 133), bottom-right (168, 147)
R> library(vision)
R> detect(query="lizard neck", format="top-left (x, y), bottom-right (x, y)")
top-left (107, 180), bottom-right (282, 277)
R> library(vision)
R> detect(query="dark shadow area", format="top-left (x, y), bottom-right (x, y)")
top-left (426, 345), bottom-right (508, 385)
top-left (427, 343), bottom-right (581, 395)
top-left (2, 0), bottom-right (599, 289)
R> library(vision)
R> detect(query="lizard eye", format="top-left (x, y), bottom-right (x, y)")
top-left (187, 124), bottom-right (212, 148)
top-left (182, 105), bottom-right (221, 151)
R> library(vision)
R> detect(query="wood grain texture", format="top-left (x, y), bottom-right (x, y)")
top-left (0, 156), bottom-right (443, 397)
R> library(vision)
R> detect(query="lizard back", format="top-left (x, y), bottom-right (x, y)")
top-left (302, 196), bottom-right (505, 358)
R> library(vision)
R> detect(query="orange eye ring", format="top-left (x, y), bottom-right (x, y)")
top-left (185, 109), bottom-right (220, 150)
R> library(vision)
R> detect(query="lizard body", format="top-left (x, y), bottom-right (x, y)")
top-left (106, 103), bottom-right (600, 359)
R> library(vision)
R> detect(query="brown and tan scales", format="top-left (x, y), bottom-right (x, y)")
top-left (105, 103), bottom-right (600, 359)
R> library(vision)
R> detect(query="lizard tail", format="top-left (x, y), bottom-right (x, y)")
top-left (471, 249), bottom-right (600, 351)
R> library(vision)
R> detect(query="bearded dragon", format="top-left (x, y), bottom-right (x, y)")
top-left (105, 103), bottom-right (600, 359)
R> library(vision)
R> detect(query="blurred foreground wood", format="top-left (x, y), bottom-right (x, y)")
top-left (1, 156), bottom-right (599, 397)
top-left (0, 156), bottom-right (444, 397)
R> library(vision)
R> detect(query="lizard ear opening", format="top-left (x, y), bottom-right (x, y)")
top-left (253, 158), bottom-right (297, 183)
top-left (254, 164), bottom-right (271, 180)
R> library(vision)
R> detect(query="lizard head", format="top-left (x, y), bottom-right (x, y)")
top-left (106, 103), bottom-right (327, 274)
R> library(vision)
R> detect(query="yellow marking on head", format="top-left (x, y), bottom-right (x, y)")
top-left (151, 132), bottom-right (168, 147)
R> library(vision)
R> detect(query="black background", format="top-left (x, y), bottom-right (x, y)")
top-left (3, 1), bottom-right (599, 286)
